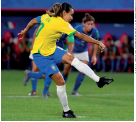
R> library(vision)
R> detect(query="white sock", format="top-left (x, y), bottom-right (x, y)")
top-left (71, 58), bottom-right (100, 82)
top-left (57, 85), bottom-right (70, 112)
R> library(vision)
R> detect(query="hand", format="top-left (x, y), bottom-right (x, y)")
top-left (98, 42), bottom-right (106, 53)
top-left (18, 29), bottom-right (27, 40)
top-left (91, 55), bottom-right (97, 65)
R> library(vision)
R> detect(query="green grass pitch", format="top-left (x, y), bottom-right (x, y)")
top-left (1, 70), bottom-right (134, 121)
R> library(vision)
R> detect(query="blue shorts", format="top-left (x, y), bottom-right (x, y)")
top-left (33, 46), bottom-right (68, 77)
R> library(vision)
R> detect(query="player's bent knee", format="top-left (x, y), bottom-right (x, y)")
top-left (62, 53), bottom-right (74, 64)
top-left (51, 73), bottom-right (65, 86)
top-left (57, 76), bottom-right (65, 86)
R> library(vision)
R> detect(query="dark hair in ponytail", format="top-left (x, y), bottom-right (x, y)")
top-left (82, 13), bottom-right (95, 23)
top-left (46, 2), bottom-right (73, 17)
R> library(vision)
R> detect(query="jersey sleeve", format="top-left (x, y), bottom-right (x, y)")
top-left (68, 34), bottom-right (74, 43)
top-left (92, 28), bottom-right (100, 40)
top-left (36, 14), bottom-right (48, 23)
top-left (36, 16), bottom-right (42, 23)
top-left (57, 22), bottom-right (77, 36)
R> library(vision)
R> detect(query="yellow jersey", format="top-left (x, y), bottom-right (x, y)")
top-left (31, 14), bottom-right (77, 56)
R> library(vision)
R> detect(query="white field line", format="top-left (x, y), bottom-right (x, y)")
top-left (77, 116), bottom-right (86, 118)
top-left (1, 93), bottom-right (134, 98)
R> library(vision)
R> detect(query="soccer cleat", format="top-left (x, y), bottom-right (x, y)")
top-left (97, 77), bottom-right (114, 88)
top-left (28, 90), bottom-right (37, 96)
top-left (72, 91), bottom-right (80, 96)
top-left (41, 93), bottom-right (48, 98)
top-left (62, 110), bottom-right (77, 118)
top-left (23, 70), bottom-right (30, 86)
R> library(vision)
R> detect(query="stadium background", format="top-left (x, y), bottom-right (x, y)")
top-left (1, 0), bottom-right (134, 121)
top-left (1, 0), bottom-right (134, 72)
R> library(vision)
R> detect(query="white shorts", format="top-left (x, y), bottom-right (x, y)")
top-left (74, 51), bottom-right (89, 62)
top-left (29, 53), bottom-right (33, 60)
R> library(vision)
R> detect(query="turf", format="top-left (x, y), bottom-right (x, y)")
top-left (1, 70), bottom-right (134, 121)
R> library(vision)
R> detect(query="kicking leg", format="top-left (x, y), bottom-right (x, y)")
top-left (62, 53), bottom-right (114, 88)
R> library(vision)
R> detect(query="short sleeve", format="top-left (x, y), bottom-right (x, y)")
top-left (57, 22), bottom-right (77, 36)
top-left (36, 16), bottom-right (42, 23)
top-left (68, 34), bottom-right (74, 43)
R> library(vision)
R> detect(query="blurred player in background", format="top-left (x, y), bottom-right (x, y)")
top-left (119, 35), bottom-right (131, 72)
top-left (18, 2), bottom-right (114, 118)
top-left (101, 38), bottom-right (116, 72)
top-left (1, 39), bottom-right (10, 69)
top-left (116, 34), bottom-right (132, 72)
top-left (62, 13), bottom-right (100, 95)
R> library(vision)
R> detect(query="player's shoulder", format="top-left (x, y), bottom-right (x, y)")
top-left (92, 26), bottom-right (98, 32)
top-left (41, 14), bottom-right (50, 20)
top-left (75, 25), bottom-right (83, 30)
top-left (56, 17), bottom-right (69, 25)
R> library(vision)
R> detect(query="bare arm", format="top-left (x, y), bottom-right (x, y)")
top-left (91, 42), bottom-right (99, 65)
top-left (74, 32), bottom-right (106, 52)
top-left (18, 18), bottom-right (38, 40)
top-left (67, 42), bottom-right (74, 55)
top-left (93, 41), bottom-right (99, 56)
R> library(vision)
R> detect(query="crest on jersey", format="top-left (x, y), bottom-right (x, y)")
top-left (51, 64), bottom-right (56, 71)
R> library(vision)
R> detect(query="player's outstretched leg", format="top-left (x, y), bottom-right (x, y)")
top-left (96, 77), bottom-right (114, 88)
top-left (71, 58), bottom-right (114, 88)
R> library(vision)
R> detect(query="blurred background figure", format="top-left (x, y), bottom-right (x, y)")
top-left (101, 38), bottom-right (116, 72)
top-left (1, 39), bottom-right (10, 69)
top-left (12, 35), bottom-right (31, 69)
top-left (116, 34), bottom-right (134, 72)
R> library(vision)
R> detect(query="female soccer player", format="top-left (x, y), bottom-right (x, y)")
top-left (18, 3), bottom-right (114, 118)
top-left (62, 13), bottom-right (100, 95)
top-left (26, 27), bottom-right (74, 98)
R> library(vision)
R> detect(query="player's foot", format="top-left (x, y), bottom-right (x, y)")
top-left (62, 110), bottom-right (77, 118)
top-left (72, 91), bottom-right (80, 96)
top-left (41, 93), bottom-right (48, 98)
top-left (97, 77), bottom-right (114, 88)
top-left (28, 90), bottom-right (36, 96)
top-left (47, 92), bottom-right (52, 96)
top-left (23, 70), bottom-right (30, 86)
